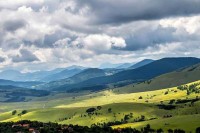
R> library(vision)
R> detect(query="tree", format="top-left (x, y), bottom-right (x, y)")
top-left (97, 106), bottom-right (102, 110)
top-left (124, 115), bottom-right (130, 122)
top-left (139, 96), bottom-right (143, 99)
top-left (21, 110), bottom-right (27, 115)
top-left (86, 108), bottom-right (96, 114)
top-left (196, 127), bottom-right (200, 133)
top-left (108, 108), bottom-right (112, 113)
top-left (12, 110), bottom-right (17, 115)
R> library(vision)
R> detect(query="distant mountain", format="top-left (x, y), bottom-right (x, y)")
top-left (41, 68), bottom-right (83, 82)
top-left (99, 62), bottom-right (122, 69)
top-left (52, 57), bottom-right (200, 92)
top-left (116, 63), bottom-right (134, 69)
top-left (37, 68), bottom-right (106, 90)
top-left (0, 69), bottom-right (64, 81)
top-left (0, 79), bottom-right (43, 88)
top-left (65, 65), bottom-right (87, 70)
top-left (0, 65), bottom-right (86, 82)
top-left (115, 63), bottom-right (200, 93)
top-left (130, 59), bottom-right (154, 69)
top-left (100, 59), bottom-right (154, 69)
top-left (0, 70), bottom-right (21, 81)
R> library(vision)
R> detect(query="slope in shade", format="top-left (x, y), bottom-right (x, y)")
top-left (53, 57), bottom-right (200, 91)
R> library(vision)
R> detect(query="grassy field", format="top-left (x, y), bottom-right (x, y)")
top-left (0, 80), bottom-right (200, 132)
top-left (112, 114), bottom-right (200, 132)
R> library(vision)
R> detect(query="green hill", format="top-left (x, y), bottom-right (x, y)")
top-left (51, 57), bottom-right (200, 92)
top-left (114, 63), bottom-right (200, 94)
top-left (0, 80), bottom-right (200, 132)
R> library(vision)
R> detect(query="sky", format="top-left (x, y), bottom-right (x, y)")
top-left (1, 0), bottom-right (200, 72)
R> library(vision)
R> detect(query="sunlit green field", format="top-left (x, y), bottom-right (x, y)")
top-left (0, 80), bottom-right (200, 132)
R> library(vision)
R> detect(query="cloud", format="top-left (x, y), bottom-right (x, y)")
top-left (0, 57), bottom-right (5, 63)
top-left (11, 49), bottom-right (39, 62)
top-left (74, 34), bottom-right (126, 54)
top-left (3, 19), bottom-right (26, 32)
top-left (0, 0), bottom-right (200, 71)
top-left (77, 0), bottom-right (200, 24)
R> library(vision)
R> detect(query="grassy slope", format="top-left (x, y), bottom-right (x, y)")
top-left (112, 114), bottom-right (200, 132)
top-left (0, 80), bottom-right (200, 132)
top-left (114, 63), bottom-right (200, 94)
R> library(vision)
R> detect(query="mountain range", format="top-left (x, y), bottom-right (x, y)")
top-left (43, 57), bottom-right (200, 92)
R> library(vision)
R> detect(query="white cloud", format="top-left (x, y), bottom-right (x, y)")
top-left (0, 0), bottom-right (200, 71)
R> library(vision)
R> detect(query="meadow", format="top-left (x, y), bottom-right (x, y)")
top-left (0, 80), bottom-right (200, 132)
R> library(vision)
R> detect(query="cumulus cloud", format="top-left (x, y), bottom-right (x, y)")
top-left (0, 0), bottom-right (200, 71)
top-left (0, 57), bottom-right (5, 63)
top-left (77, 0), bottom-right (200, 24)
top-left (3, 19), bottom-right (26, 32)
top-left (11, 49), bottom-right (39, 63)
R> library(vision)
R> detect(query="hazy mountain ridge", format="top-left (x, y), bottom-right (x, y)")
top-left (51, 57), bottom-right (200, 92)
top-left (0, 65), bottom-right (86, 82)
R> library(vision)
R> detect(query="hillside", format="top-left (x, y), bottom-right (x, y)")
top-left (41, 68), bottom-right (83, 82)
top-left (52, 57), bottom-right (200, 91)
top-left (38, 68), bottom-right (107, 90)
top-left (0, 85), bottom-right (49, 102)
top-left (130, 59), bottom-right (154, 69)
top-left (1, 80), bottom-right (200, 132)
top-left (0, 79), bottom-right (43, 88)
top-left (115, 63), bottom-right (200, 93)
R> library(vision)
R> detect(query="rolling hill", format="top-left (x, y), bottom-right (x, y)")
top-left (41, 68), bottom-right (83, 82)
top-left (0, 85), bottom-right (50, 102)
top-left (0, 65), bottom-right (86, 82)
top-left (129, 59), bottom-right (154, 69)
top-left (1, 80), bottom-right (200, 132)
top-left (37, 68), bottom-right (107, 90)
top-left (114, 63), bottom-right (200, 93)
top-left (52, 57), bottom-right (200, 92)
top-left (0, 79), bottom-right (43, 88)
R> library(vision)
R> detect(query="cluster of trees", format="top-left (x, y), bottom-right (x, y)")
top-left (177, 83), bottom-right (200, 95)
top-left (1, 120), bottom-right (197, 133)
top-left (12, 110), bottom-right (28, 116)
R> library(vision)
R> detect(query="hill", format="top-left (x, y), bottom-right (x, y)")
top-left (115, 63), bottom-right (134, 69)
top-left (114, 63), bottom-right (200, 93)
top-left (0, 66), bottom-right (86, 82)
top-left (38, 68), bottom-right (107, 90)
top-left (0, 69), bottom-right (64, 82)
top-left (1, 80), bottom-right (200, 132)
top-left (130, 59), bottom-right (154, 69)
top-left (0, 79), bottom-right (43, 88)
top-left (52, 57), bottom-right (200, 92)
top-left (0, 85), bottom-right (49, 102)
top-left (41, 68), bottom-right (83, 82)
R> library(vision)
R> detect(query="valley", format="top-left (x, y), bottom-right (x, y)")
top-left (0, 57), bottom-right (200, 132)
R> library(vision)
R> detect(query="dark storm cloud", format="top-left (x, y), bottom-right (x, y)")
top-left (12, 49), bottom-right (39, 63)
top-left (3, 19), bottom-right (26, 32)
top-left (123, 26), bottom-right (177, 51)
top-left (76, 0), bottom-right (200, 24)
